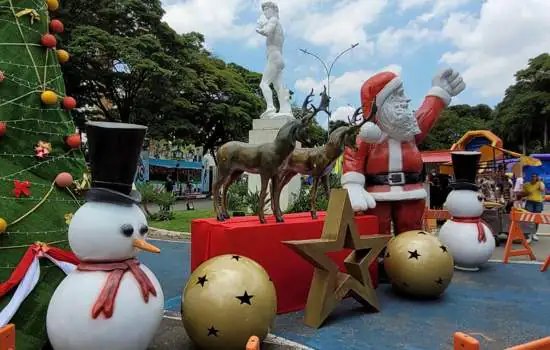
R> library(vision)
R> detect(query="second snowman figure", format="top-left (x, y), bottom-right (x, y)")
top-left (438, 151), bottom-right (496, 271)
top-left (47, 122), bottom-right (164, 350)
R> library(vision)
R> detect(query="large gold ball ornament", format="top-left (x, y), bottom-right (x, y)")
top-left (182, 254), bottom-right (277, 350)
top-left (384, 230), bottom-right (454, 298)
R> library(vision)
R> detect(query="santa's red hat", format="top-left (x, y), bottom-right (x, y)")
top-left (360, 71), bottom-right (403, 118)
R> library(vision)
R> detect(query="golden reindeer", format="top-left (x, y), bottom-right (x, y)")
top-left (276, 101), bottom-right (377, 219)
top-left (212, 90), bottom-right (327, 224)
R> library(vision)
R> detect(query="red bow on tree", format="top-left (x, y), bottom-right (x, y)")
top-left (13, 180), bottom-right (31, 198)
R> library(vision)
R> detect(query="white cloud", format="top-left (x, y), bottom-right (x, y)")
top-left (417, 0), bottom-right (473, 22)
top-left (332, 105), bottom-right (358, 123)
top-left (375, 21), bottom-right (440, 56)
top-left (295, 64), bottom-right (402, 102)
top-left (397, 0), bottom-right (431, 12)
top-left (397, 0), bottom-right (473, 21)
top-left (287, 0), bottom-right (388, 53)
top-left (440, 0), bottom-right (550, 97)
top-left (162, 0), bottom-right (254, 43)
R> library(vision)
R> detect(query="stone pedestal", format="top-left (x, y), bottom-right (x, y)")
top-left (248, 117), bottom-right (301, 213)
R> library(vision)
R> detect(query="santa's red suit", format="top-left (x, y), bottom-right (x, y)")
top-left (342, 70), bottom-right (465, 236)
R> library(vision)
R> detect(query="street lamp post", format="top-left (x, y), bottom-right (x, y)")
top-left (299, 43), bottom-right (359, 134)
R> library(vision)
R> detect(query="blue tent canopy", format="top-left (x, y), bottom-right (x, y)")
top-left (149, 158), bottom-right (203, 170)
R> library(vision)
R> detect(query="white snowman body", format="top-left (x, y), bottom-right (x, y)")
top-left (47, 202), bottom-right (164, 350)
top-left (438, 189), bottom-right (496, 271)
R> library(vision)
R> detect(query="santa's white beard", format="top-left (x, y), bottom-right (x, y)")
top-left (378, 98), bottom-right (421, 141)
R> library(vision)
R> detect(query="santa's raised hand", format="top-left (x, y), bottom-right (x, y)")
top-left (429, 68), bottom-right (466, 105)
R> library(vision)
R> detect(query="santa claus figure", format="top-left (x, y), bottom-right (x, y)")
top-left (342, 68), bottom-right (466, 236)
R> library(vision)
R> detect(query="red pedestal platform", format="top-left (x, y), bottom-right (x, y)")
top-left (191, 212), bottom-right (379, 314)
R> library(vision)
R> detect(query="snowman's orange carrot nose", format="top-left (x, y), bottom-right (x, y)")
top-left (133, 239), bottom-right (160, 254)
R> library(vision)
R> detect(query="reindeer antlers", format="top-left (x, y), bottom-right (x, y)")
top-left (348, 107), bottom-right (363, 125)
top-left (301, 89), bottom-right (315, 114)
top-left (348, 101), bottom-right (378, 128)
top-left (299, 85), bottom-right (331, 123)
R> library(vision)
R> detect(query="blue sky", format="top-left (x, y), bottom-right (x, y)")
top-left (162, 0), bottom-right (550, 126)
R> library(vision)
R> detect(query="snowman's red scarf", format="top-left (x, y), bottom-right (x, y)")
top-left (451, 217), bottom-right (488, 243)
top-left (77, 258), bottom-right (157, 319)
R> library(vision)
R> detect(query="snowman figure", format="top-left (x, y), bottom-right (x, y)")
top-left (438, 151), bottom-right (496, 271)
top-left (47, 122), bottom-right (164, 350)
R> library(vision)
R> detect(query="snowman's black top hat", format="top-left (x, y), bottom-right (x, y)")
top-left (84, 121), bottom-right (147, 205)
top-left (450, 151), bottom-right (481, 191)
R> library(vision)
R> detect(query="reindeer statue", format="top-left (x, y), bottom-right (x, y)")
top-left (276, 97), bottom-right (377, 219)
top-left (212, 90), bottom-right (326, 224)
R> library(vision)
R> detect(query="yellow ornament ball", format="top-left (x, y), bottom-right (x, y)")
top-left (47, 0), bottom-right (59, 11)
top-left (0, 218), bottom-right (7, 234)
top-left (41, 90), bottom-right (58, 105)
top-left (56, 49), bottom-right (70, 64)
top-left (182, 254), bottom-right (277, 350)
top-left (384, 230), bottom-right (454, 299)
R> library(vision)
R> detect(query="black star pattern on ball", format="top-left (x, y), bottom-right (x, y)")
top-left (196, 275), bottom-right (208, 287)
top-left (232, 255), bottom-right (241, 261)
top-left (207, 326), bottom-right (219, 337)
top-left (408, 250), bottom-right (421, 260)
top-left (435, 277), bottom-right (444, 285)
top-left (440, 245), bottom-right (448, 253)
top-left (236, 291), bottom-right (254, 305)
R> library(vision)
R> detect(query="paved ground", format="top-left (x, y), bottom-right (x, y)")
top-left (141, 237), bottom-right (550, 350)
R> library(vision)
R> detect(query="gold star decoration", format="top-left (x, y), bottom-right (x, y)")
top-left (283, 189), bottom-right (391, 328)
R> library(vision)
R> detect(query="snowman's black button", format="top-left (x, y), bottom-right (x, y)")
top-left (139, 225), bottom-right (148, 235)
top-left (121, 224), bottom-right (134, 237)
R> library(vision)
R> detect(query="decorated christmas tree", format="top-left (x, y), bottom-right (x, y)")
top-left (0, 0), bottom-right (87, 348)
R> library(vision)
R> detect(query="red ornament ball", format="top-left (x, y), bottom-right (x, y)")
top-left (55, 172), bottom-right (73, 188)
top-left (0, 122), bottom-right (6, 137)
top-left (66, 133), bottom-right (81, 149)
top-left (49, 19), bottom-right (64, 33)
top-left (41, 34), bottom-right (57, 48)
top-left (63, 96), bottom-right (77, 110)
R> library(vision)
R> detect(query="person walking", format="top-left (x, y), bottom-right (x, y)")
top-left (165, 174), bottom-right (174, 193)
top-left (513, 174), bottom-right (525, 209)
top-left (523, 173), bottom-right (546, 242)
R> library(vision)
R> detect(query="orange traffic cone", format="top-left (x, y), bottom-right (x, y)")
top-left (246, 336), bottom-right (260, 350)
top-left (506, 336), bottom-right (550, 350)
top-left (0, 324), bottom-right (15, 350)
top-left (454, 332), bottom-right (480, 350)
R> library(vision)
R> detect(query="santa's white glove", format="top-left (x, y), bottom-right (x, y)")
top-left (359, 122), bottom-right (383, 143)
top-left (427, 68), bottom-right (466, 106)
top-left (341, 172), bottom-right (376, 211)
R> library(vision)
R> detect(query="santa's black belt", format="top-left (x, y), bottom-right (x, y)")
top-left (366, 172), bottom-right (423, 186)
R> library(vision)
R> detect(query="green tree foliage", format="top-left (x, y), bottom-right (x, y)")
top-left (421, 104), bottom-right (493, 150)
top-left (493, 53), bottom-right (550, 153)
top-left (58, 0), bottom-right (264, 152)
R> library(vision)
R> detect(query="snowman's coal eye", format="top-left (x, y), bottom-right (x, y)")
top-left (477, 195), bottom-right (483, 202)
top-left (139, 225), bottom-right (148, 235)
top-left (121, 224), bottom-right (134, 237)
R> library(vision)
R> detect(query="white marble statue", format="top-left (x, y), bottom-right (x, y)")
top-left (256, 1), bottom-right (293, 119)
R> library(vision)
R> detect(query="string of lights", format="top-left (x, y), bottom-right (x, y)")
top-left (7, 125), bottom-right (72, 136)
top-left (2, 151), bottom-right (80, 179)
top-left (0, 60), bottom-right (59, 69)
top-left (0, 239), bottom-right (68, 251)
top-left (3, 119), bottom-right (73, 124)
top-left (0, 195), bottom-right (84, 203)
